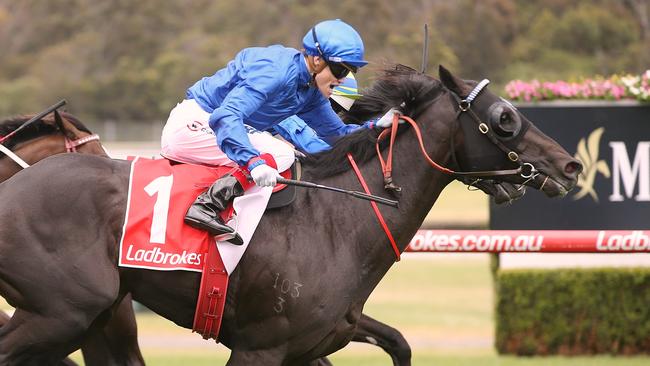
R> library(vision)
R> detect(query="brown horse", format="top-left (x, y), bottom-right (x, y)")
top-left (0, 66), bottom-right (581, 365)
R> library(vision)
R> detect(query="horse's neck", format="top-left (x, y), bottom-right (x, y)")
top-left (316, 118), bottom-right (455, 273)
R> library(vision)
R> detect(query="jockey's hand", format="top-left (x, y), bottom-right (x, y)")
top-left (250, 164), bottom-right (281, 187)
top-left (374, 107), bottom-right (405, 128)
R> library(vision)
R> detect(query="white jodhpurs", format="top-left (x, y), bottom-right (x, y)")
top-left (161, 99), bottom-right (295, 270)
top-left (161, 99), bottom-right (295, 171)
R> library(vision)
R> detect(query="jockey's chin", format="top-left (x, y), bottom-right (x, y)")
top-left (315, 69), bottom-right (340, 98)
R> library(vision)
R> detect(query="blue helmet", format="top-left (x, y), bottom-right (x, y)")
top-left (302, 19), bottom-right (368, 68)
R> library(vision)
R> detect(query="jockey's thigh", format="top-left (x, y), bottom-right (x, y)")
top-left (246, 129), bottom-right (295, 172)
top-left (161, 99), bottom-right (295, 172)
top-left (161, 99), bottom-right (234, 167)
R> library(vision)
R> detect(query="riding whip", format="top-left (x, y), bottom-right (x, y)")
top-left (276, 178), bottom-right (399, 208)
top-left (0, 99), bottom-right (67, 144)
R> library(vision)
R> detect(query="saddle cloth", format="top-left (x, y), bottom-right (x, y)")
top-left (118, 157), bottom-right (231, 272)
top-left (118, 156), bottom-right (295, 272)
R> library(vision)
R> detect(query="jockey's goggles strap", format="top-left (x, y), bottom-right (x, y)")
top-left (347, 153), bottom-right (401, 262)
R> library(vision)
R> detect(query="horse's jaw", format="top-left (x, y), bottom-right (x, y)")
top-left (537, 174), bottom-right (576, 198)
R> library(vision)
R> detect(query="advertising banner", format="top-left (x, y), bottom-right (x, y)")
top-left (490, 102), bottom-right (650, 230)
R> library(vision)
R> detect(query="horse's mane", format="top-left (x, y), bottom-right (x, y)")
top-left (303, 65), bottom-right (444, 179)
top-left (0, 112), bottom-right (91, 150)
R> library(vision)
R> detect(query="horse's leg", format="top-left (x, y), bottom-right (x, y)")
top-left (308, 313), bottom-right (411, 366)
top-left (0, 308), bottom-right (100, 366)
top-left (350, 314), bottom-right (411, 366)
top-left (0, 310), bottom-right (79, 366)
top-left (0, 255), bottom-right (120, 364)
top-left (80, 294), bottom-right (145, 366)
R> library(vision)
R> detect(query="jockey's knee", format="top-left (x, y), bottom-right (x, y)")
top-left (271, 143), bottom-right (295, 173)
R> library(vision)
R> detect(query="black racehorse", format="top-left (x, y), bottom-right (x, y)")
top-left (0, 112), bottom-right (523, 366)
top-left (0, 111), bottom-right (433, 366)
top-left (0, 66), bottom-right (581, 365)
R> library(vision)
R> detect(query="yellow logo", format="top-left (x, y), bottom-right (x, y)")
top-left (573, 127), bottom-right (610, 202)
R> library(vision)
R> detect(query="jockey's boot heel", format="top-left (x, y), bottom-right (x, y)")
top-left (185, 174), bottom-right (245, 245)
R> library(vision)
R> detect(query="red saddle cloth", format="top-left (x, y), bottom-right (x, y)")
top-left (118, 157), bottom-right (233, 271)
top-left (118, 157), bottom-right (235, 340)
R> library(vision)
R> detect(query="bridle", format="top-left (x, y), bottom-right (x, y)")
top-left (375, 79), bottom-right (545, 194)
top-left (447, 79), bottom-right (544, 189)
top-left (63, 134), bottom-right (101, 152)
top-left (0, 110), bottom-right (101, 169)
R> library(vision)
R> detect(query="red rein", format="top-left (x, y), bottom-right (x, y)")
top-left (349, 113), bottom-right (460, 262)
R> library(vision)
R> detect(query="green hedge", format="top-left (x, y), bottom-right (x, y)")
top-left (496, 268), bottom-right (650, 355)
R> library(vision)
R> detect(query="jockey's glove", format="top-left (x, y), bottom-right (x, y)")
top-left (250, 163), bottom-right (281, 187)
top-left (373, 107), bottom-right (405, 128)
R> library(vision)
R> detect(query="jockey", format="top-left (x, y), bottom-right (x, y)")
top-left (274, 73), bottom-right (362, 155)
top-left (161, 19), bottom-right (392, 245)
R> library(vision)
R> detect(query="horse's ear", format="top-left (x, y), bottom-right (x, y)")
top-left (439, 65), bottom-right (470, 97)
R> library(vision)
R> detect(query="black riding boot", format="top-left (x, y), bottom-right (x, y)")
top-left (185, 174), bottom-right (245, 245)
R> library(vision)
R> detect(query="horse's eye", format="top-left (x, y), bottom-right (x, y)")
top-left (488, 103), bottom-right (521, 139)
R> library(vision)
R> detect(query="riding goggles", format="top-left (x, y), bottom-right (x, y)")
top-left (328, 61), bottom-right (357, 79)
top-left (311, 27), bottom-right (358, 79)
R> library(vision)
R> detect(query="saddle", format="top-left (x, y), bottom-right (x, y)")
top-left (166, 157), bottom-right (300, 210)
top-left (267, 159), bottom-right (300, 209)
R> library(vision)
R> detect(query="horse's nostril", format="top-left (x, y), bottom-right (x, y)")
top-left (565, 161), bottom-right (582, 176)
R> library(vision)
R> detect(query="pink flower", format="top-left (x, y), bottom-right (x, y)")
top-left (504, 70), bottom-right (650, 102)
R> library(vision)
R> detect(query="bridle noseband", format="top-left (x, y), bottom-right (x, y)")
top-left (64, 133), bottom-right (101, 153)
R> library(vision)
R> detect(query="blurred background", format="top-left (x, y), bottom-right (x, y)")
top-left (1, 0), bottom-right (649, 138)
top-left (1, 1), bottom-right (650, 365)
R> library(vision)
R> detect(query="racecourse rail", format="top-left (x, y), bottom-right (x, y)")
top-left (406, 230), bottom-right (650, 253)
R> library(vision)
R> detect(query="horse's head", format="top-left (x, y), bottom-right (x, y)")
top-left (0, 111), bottom-right (107, 177)
top-left (437, 65), bottom-right (582, 197)
top-left (50, 112), bottom-right (107, 157)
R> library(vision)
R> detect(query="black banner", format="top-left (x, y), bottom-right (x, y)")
top-left (490, 101), bottom-right (650, 230)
